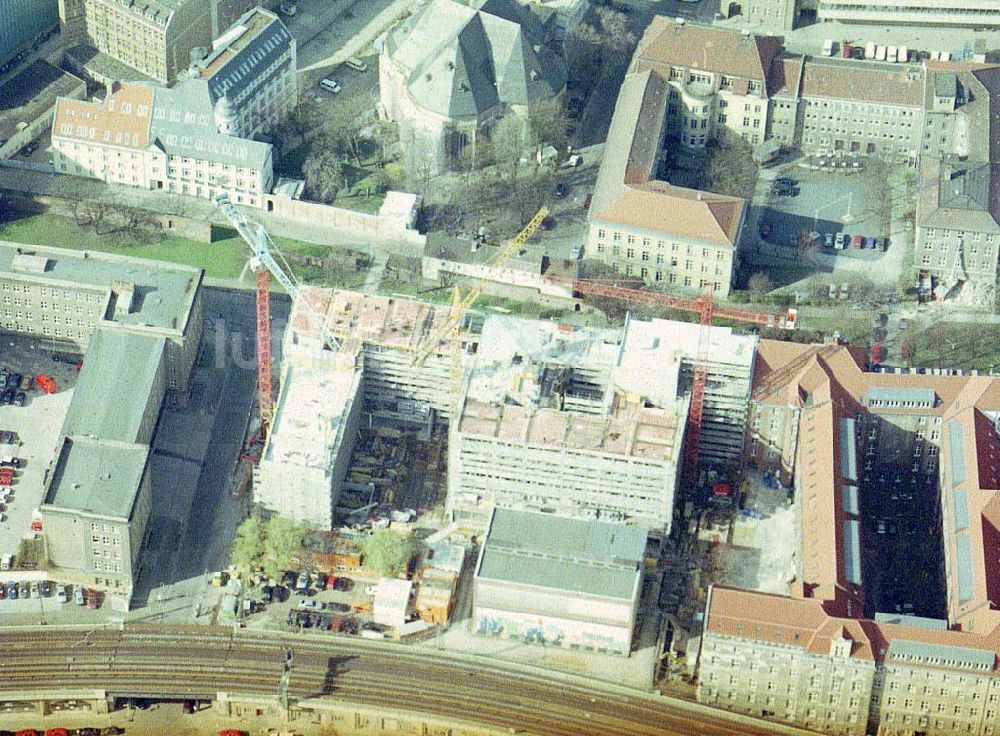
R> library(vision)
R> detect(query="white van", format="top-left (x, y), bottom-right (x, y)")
top-left (875, 45), bottom-right (887, 61)
top-left (822, 38), bottom-right (834, 57)
top-left (865, 41), bottom-right (876, 59)
top-left (0, 553), bottom-right (11, 570)
top-left (898, 46), bottom-right (909, 63)
top-left (887, 45), bottom-right (898, 63)
top-left (320, 78), bottom-right (341, 94)
top-left (344, 57), bottom-right (368, 72)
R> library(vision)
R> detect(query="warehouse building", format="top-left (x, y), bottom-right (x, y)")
top-left (473, 508), bottom-right (647, 655)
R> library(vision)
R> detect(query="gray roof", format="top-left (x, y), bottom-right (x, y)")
top-left (842, 519), bottom-right (861, 586)
top-left (198, 8), bottom-right (293, 107)
top-left (918, 157), bottom-right (1000, 234)
top-left (956, 534), bottom-right (975, 604)
top-left (889, 637), bottom-right (995, 671)
top-left (0, 240), bottom-right (201, 333)
top-left (385, 0), bottom-right (565, 119)
top-left (948, 419), bottom-right (967, 486)
top-left (874, 613), bottom-right (947, 630)
top-left (867, 386), bottom-right (936, 407)
top-left (839, 417), bottom-right (857, 481)
top-left (149, 79), bottom-right (271, 170)
top-left (953, 487), bottom-right (970, 531)
top-left (476, 508), bottom-right (646, 600)
top-left (934, 72), bottom-right (957, 99)
top-left (43, 436), bottom-right (148, 519)
top-left (61, 328), bottom-right (166, 445)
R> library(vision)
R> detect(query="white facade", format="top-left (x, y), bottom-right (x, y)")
top-left (255, 358), bottom-right (363, 528)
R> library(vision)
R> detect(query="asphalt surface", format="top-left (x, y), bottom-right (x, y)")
top-left (0, 624), bottom-right (819, 736)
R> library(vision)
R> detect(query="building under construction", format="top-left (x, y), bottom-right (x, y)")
top-left (447, 316), bottom-right (688, 533)
top-left (253, 288), bottom-right (476, 526)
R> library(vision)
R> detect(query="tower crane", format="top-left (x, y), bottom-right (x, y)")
top-left (411, 206), bottom-right (550, 413)
top-left (212, 194), bottom-right (341, 434)
top-left (560, 276), bottom-right (797, 491)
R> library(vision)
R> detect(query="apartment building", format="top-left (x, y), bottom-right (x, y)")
top-left (448, 315), bottom-right (687, 532)
top-left (0, 241), bottom-right (204, 393)
top-left (699, 586), bottom-right (1000, 736)
top-left (187, 7), bottom-right (297, 140)
top-left (818, 0), bottom-right (1000, 27)
top-left (915, 65), bottom-right (1000, 298)
top-left (51, 79), bottom-right (273, 208)
top-left (587, 69), bottom-right (746, 297)
top-left (473, 508), bottom-right (647, 654)
top-left (57, 0), bottom-right (212, 84)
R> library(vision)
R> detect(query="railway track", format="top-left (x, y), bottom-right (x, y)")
top-left (0, 625), bottom-right (808, 736)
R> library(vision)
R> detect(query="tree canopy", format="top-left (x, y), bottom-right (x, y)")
top-left (361, 528), bottom-right (414, 578)
top-left (230, 515), bottom-right (265, 580)
top-left (261, 516), bottom-right (307, 579)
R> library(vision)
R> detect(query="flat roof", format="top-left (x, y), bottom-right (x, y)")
top-left (0, 60), bottom-right (84, 143)
top-left (262, 362), bottom-right (362, 469)
top-left (61, 328), bottom-right (165, 444)
top-left (477, 508), bottom-right (646, 600)
top-left (44, 436), bottom-right (148, 519)
top-left (0, 241), bottom-right (201, 333)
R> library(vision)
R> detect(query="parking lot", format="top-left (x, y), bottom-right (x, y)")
top-left (0, 333), bottom-right (81, 561)
top-left (755, 165), bottom-right (889, 258)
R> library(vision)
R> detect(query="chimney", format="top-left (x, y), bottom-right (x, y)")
top-left (111, 280), bottom-right (137, 319)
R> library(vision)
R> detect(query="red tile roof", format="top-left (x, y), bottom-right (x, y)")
top-left (52, 83), bottom-right (154, 150)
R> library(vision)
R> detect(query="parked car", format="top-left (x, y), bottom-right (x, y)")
top-left (6, 581), bottom-right (17, 599)
top-left (18, 581), bottom-right (29, 599)
top-left (554, 182), bottom-right (568, 198)
top-left (328, 602), bottom-right (351, 613)
top-left (312, 572), bottom-right (328, 590)
top-left (9, 374), bottom-right (22, 390)
top-left (295, 571), bottom-right (310, 593)
top-left (74, 586), bottom-right (85, 605)
top-left (823, 232), bottom-right (834, 248)
top-left (56, 583), bottom-right (68, 603)
top-left (261, 585), bottom-right (273, 604)
top-left (834, 232), bottom-right (848, 249)
top-left (281, 570), bottom-right (297, 589)
top-left (852, 235), bottom-right (864, 249)
top-left (13, 392), bottom-right (25, 407)
top-left (298, 598), bottom-right (324, 611)
top-left (1, 389), bottom-right (13, 405)
top-left (333, 577), bottom-right (353, 592)
top-left (775, 177), bottom-right (797, 187)
top-left (40, 580), bottom-right (52, 597)
top-left (86, 589), bottom-right (99, 609)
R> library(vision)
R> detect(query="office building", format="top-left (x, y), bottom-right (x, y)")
top-left (51, 79), bottom-right (273, 208)
top-left (699, 586), bottom-right (1000, 736)
top-left (817, 0), bottom-right (1000, 27)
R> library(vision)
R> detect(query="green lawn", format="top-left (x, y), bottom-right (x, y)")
top-left (0, 213), bottom-right (364, 284)
top-left (907, 322), bottom-right (1000, 372)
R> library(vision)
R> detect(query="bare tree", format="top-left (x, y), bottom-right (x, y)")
top-left (324, 94), bottom-right (371, 165)
top-left (697, 131), bottom-right (758, 199)
top-left (302, 148), bottom-right (345, 204)
top-left (747, 271), bottom-right (773, 301)
top-left (528, 97), bottom-right (571, 154)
